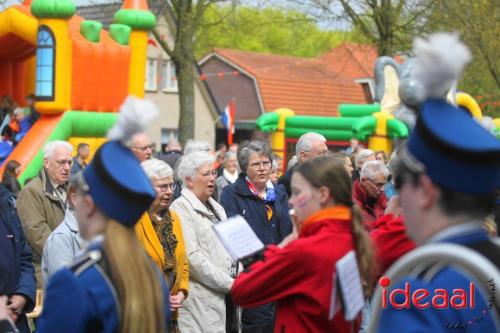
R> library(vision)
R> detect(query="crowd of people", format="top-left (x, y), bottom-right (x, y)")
top-left (1, 105), bottom-right (498, 332)
top-left (0, 37), bottom-right (499, 333)
top-left (0, 95), bottom-right (39, 165)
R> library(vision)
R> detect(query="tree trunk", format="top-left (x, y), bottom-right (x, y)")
top-left (176, 56), bottom-right (195, 146)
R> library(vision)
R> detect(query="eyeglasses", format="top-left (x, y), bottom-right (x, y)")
top-left (200, 170), bottom-right (217, 178)
top-left (130, 144), bottom-right (154, 152)
top-left (157, 183), bottom-right (176, 192)
top-left (248, 160), bottom-right (271, 169)
top-left (52, 159), bottom-right (73, 167)
top-left (366, 177), bottom-right (386, 189)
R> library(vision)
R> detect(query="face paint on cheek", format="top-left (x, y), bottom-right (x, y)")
top-left (293, 193), bottom-right (310, 209)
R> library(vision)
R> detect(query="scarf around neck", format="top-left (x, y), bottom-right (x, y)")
top-left (223, 168), bottom-right (238, 184)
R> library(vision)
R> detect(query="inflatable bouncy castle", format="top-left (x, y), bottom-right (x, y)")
top-left (0, 0), bottom-right (155, 184)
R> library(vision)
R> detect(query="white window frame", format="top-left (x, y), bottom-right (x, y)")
top-left (161, 128), bottom-right (179, 144)
top-left (354, 78), bottom-right (375, 100)
top-left (162, 60), bottom-right (178, 93)
top-left (145, 58), bottom-right (158, 92)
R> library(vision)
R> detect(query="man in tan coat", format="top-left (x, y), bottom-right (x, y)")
top-left (17, 140), bottom-right (73, 288)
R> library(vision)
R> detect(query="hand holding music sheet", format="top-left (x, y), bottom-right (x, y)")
top-left (212, 215), bottom-right (265, 261)
top-left (329, 250), bottom-right (365, 321)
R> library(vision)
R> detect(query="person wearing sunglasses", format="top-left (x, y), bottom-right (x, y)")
top-left (353, 160), bottom-right (390, 231)
top-left (136, 158), bottom-right (189, 332)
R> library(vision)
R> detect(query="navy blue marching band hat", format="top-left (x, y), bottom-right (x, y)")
top-left (401, 99), bottom-right (500, 195)
top-left (397, 33), bottom-right (500, 196)
top-left (77, 96), bottom-right (159, 226)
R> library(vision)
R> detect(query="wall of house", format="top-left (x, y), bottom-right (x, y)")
top-left (200, 57), bottom-right (262, 122)
top-left (143, 15), bottom-right (217, 149)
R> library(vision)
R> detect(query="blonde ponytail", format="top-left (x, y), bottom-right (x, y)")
top-left (351, 205), bottom-right (377, 298)
top-left (104, 220), bottom-right (165, 333)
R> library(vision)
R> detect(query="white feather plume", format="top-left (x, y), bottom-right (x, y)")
top-left (107, 96), bottom-right (159, 144)
top-left (413, 32), bottom-right (471, 99)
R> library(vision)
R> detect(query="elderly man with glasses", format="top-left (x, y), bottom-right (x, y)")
top-left (128, 132), bottom-right (154, 162)
top-left (353, 160), bottom-right (389, 231)
top-left (17, 140), bottom-right (73, 289)
top-left (278, 132), bottom-right (328, 196)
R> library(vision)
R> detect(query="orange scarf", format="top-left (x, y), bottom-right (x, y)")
top-left (300, 206), bottom-right (351, 234)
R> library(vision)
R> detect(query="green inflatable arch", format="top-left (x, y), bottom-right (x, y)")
top-left (20, 111), bottom-right (118, 184)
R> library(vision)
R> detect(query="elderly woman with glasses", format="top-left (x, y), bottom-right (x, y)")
top-left (135, 158), bottom-right (189, 332)
top-left (170, 151), bottom-right (234, 333)
top-left (220, 140), bottom-right (293, 332)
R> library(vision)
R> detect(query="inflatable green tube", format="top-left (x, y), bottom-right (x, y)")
top-left (286, 116), bottom-right (357, 131)
top-left (352, 116), bottom-right (376, 141)
top-left (387, 119), bottom-right (409, 139)
top-left (256, 112), bottom-right (279, 132)
top-left (19, 111), bottom-right (118, 185)
top-left (338, 104), bottom-right (380, 118)
top-left (285, 127), bottom-right (354, 141)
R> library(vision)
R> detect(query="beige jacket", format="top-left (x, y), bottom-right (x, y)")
top-left (17, 168), bottom-right (66, 288)
top-left (170, 188), bottom-right (233, 333)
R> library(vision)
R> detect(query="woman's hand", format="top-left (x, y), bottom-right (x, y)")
top-left (170, 291), bottom-right (186, 310)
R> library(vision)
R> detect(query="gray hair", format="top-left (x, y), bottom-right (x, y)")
top-left (355, 149), bottom-right (375, 170)
top-left (223, 151), bottom-right (237, 164)
top-left (14, 107), bottom-right (25, 116)
top-left (141, 158), bottom-right (173, 180)
top-left (44, 140), bottom-right (73, 158)
top-left (237, 140), bottom-right (273, 173)
top-left (295, 132), bottom-right (327, 155)
top-left (176, 151), bottom-right (215, 188)
top-left (125, 132), bottom-right (150, 148)
top-left (184, 139), bottom-right (212, 155)
top-left (360, 160), bottom-right (390, 180)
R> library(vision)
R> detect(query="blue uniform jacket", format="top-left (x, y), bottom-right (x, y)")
top-left (377, 225), bottom-right (500, 333)
top-left (36, 241), bottom-right (170, 333)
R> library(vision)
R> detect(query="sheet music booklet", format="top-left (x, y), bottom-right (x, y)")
top-left (213, 215), bottom-right (265, 261)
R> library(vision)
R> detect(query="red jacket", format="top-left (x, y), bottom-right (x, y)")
top-left (352, 180), bottom-right (387, 231)
top-left (370, 214), bottom-right (416, 274)
top-left (231, 206), bottom-right (359, 333)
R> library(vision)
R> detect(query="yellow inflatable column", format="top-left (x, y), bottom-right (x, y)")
top-left (271, 108), bottom-right (295, 158)
top-left (368, 112), bottom-right (393, 155)
top-left (128, 31), bottom-right (148, 98)
top-left (113, 0), bottom-right (156, 99)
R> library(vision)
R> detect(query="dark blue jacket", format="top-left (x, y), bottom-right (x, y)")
top-left (220, 174), bottom-right (293, 245)
top-left (220, 174), bottom-right (293, 330)
top-left (0, 184), bottom-right (36, 333)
